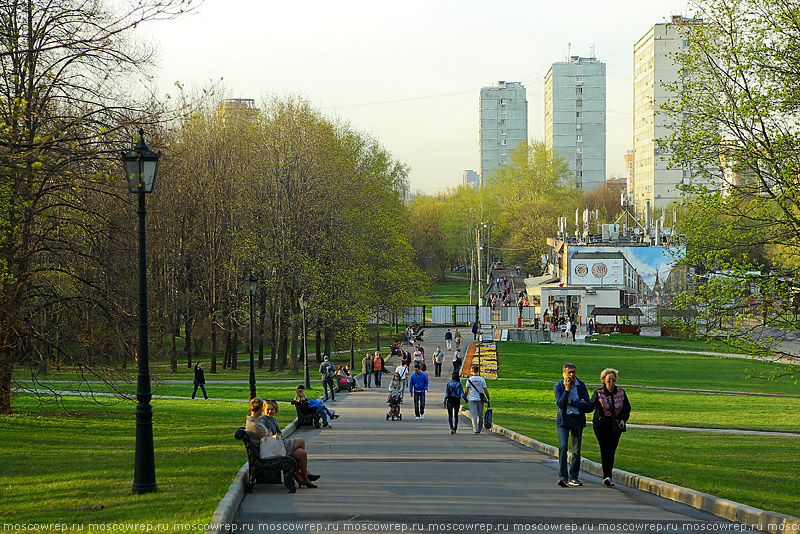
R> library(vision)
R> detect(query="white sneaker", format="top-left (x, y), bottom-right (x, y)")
top-left (603, 477), bottom-right (615, 487)
top-left (415, 416), bottom-right (420, 420)
top-left (420, 414), bottom-right (424, 419)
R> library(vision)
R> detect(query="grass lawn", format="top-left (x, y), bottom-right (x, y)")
top-left (496, 342), bottom-right (798, 395)
top-left (414, 274), bottom-right (473, 306)
top-left (16, 381), bottom-right (318, 403)
top-left (586, 333), bottom-right (753, 354)
top-left (0, 395), bottom-right (268, 532)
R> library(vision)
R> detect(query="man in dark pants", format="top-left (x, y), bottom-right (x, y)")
top-left (409, 362), bottom-right (429, 420)
top-left (554, 363), bottom-right (591, 487)
top-left (319, 355), bottom-right (336, 402)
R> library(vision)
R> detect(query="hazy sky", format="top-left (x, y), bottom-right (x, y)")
top-left (137, 0), bottom-right (692, 194)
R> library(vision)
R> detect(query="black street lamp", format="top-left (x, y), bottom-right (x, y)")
top-left (244, 271), bottom-right (258, 399)
top-left (299, 293), bottom-right (310, 389)
top-left (122, 128), bottom-right (160, 495)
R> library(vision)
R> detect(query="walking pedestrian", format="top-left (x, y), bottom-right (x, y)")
top-left (432, 346), bottom-right (444, 377)
top-left (587, 317), bottom-right (594, 336)
top-left (455, 328), bottom-right (462, 350)
top-left (471, 320), bottom-right (479, 341)
top-left (192, 362), bottom-right (208, 399)
top-left (443, 372), bottom-right (465, 434)
top-left (372, 351), bottom-right (383, 387)
top-left (394, 361), bottom-right (409, 399)
top-left (444, 328), bottom-right (453, 350)
top-left (465, 364), bottom-right (490, 434)
top-left (590, 368), bottom-right (631, 487)
top-left (409, 362), bottom-right (429, 420)
top-left (555, 363), bottom-right (591, 487)
top-left (319, 355), bottom-right (336, 402)
top-left (362, 352), bottom-right (372, 388)
top-left (413, 346), bottom-right (424, 367)
top-left (452, 349), bottom-right (462, 375)
top-left (570, 320), bottom-right (578, 342)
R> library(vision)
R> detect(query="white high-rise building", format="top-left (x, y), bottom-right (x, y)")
top-left (463, 169), bottom-right (480, 188)
top-left (480, 81), bottom-right (528, 182)
top-left (632, 16), bottom-right (704, 213)
top-left (544, 56), bottom-right (606, 190)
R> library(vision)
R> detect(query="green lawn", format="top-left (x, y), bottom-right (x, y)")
top-left (586, 333), bottom-right (753, 354)
top-left (496, 342), bottom-right (798, 394)
top-left (0, 396), bottom-right (261, 532)
top-left (414, 274), bottom-right (473, 306)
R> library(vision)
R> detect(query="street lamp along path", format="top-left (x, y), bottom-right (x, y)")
top-left (245, 271), bottom-right (258, 400)
top-left (299, 293), bottom-right (310, 389)
top-left (122, 128), bottom-right (160, 495)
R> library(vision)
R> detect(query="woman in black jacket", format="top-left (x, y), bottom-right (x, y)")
top-left (192, 362), bottom-right (208, 399)
top-left (589, 368), bottom-right (631, 486)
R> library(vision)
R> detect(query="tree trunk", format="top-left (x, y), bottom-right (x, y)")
top-left (231, 326), bottom-right (239, 371)
top-left (185, 316), bottom-right (193, 369)
top-left (277, 332), bottom-right (286, 372)
top-left (210, 325), bottom-right (218, 374)
top-left (289, 324), bottom-right (298, 372)
top-left (324, 330), bottom-right (331, 359)
top-left (0, 346), bottom-right (12, 414)
top-left (315, 327), bottom-right (322, 363)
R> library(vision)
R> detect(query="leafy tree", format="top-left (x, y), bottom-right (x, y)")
top-left (663, 0), bottom-right (800, 377)
top-left (0, 0), bottom-right (194, 413)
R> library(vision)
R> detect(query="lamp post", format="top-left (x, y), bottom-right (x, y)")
top-left (299, 293), bottom-right (310, 389)
top-left (244, 271), bottom-right (258, 399)
top-left (122, 128), bottom-right (160, 495)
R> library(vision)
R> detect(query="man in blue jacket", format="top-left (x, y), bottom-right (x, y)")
top-left (409, 362), bottom-right (429, 420)
top-left (554, 363), bottom-right (592, 487)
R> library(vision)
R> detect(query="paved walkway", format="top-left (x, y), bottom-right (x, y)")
top-left (231, 335), bottom-right (769, 534)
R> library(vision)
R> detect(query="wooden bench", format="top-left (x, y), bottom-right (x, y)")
top-left (290, 400), bottom-right (321, 428)
top-left (234, 427), bottom-right (298, 493)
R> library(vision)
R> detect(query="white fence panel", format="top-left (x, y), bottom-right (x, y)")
top-left (431, 306), bottom-right (452, 324)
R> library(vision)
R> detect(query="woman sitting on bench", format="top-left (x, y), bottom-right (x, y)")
top-left (245, 398), bottom-right (320, 488)
top-left (293, 385), bottom-right (339, 428)
top-left (336, 365), bottom-right (358, 391)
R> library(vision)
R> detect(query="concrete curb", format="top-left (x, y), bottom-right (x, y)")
top-left (489, 421), bottom-right (800, 534)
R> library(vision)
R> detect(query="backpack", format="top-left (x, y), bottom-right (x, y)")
top-left (323, 362), bottom-right (335, 379)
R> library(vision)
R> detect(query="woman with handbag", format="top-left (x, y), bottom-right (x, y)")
top-left (246, 398), bottom-right (319, 488)
top-left (589, 368), bottom-right (631, 487)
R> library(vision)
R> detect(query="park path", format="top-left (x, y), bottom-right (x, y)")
top-left (231, 334), bottom-right (759, 534)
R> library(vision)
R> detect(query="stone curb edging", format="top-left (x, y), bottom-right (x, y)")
top-left (488, 419), bottom-right (800, 534)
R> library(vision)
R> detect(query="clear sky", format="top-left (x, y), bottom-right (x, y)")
top-left (137, 0), bottom-right (692, 194)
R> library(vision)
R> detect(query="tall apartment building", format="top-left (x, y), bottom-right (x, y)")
top-left (544, 56), bottom-right (606, 190)
top-left (463, 169), bottom-right (480, 188)
top-left (632, 16), bottom-right (704, 213)
top-left (480, 81), bottom-right (528, 182)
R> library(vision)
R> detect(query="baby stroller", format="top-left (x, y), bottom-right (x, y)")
top-left (386, 390), bottom-right (402, 421)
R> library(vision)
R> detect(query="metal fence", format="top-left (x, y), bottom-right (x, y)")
top-left (402, 306), bottom-right (423, 324)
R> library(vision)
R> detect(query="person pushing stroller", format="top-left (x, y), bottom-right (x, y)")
top-left (386, 372), bottom-right (403, 421)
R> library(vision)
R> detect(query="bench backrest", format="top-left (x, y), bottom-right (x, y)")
top-left (234, 426), bottom-right (261, 465)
